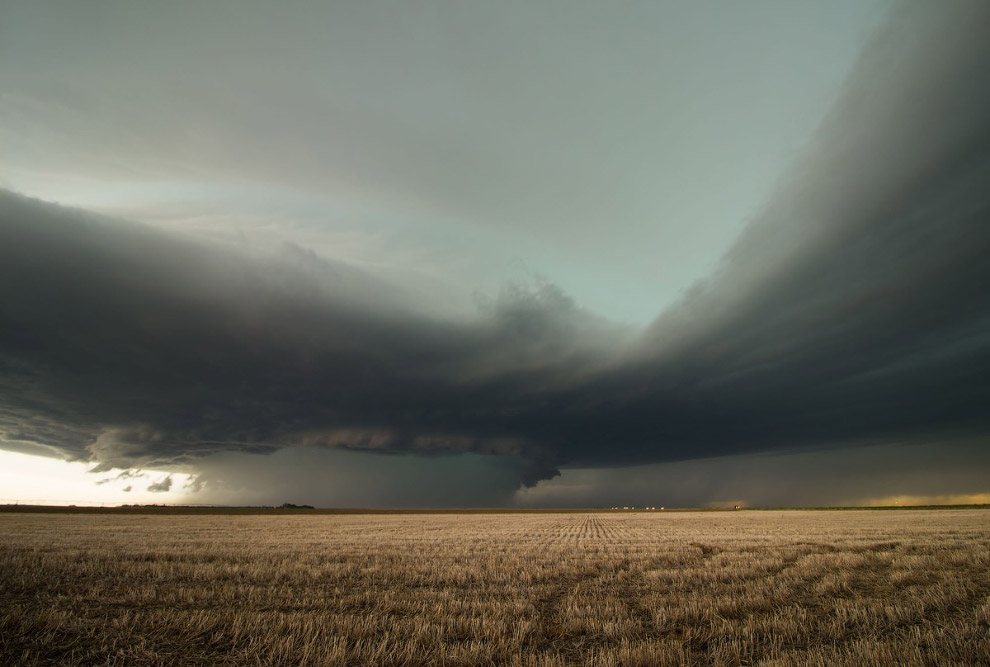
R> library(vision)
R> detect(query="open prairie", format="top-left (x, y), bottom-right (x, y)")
top-left (2, 510), bottom-right (989, 666)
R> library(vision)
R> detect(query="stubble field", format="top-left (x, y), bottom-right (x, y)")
top-left (1, 509), bottom-right (989, 665)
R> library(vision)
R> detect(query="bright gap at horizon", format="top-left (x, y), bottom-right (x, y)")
top-left (0, 450), bottom-right (194, 507)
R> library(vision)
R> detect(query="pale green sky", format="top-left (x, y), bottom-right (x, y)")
top-left (1, 0), bottom-right (891, 323)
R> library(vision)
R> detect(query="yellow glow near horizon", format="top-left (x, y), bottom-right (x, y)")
top-left (0, 449), bottom-right (193, 506)
top-left (858, 493), bottom-right (990, 507)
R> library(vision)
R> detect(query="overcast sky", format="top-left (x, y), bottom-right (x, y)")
top-left (1, 0), bottom-right (988, 507)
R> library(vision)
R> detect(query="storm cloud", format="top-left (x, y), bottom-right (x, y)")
top-left (1, 1), bottom-right (989, 499)
top-left (0, 189), bottom-right (617, 483)
top-left (146, 475), bottom-right (173, 494)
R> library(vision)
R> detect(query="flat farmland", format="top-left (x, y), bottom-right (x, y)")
top-left (2, 510), bottom-right (989, 666)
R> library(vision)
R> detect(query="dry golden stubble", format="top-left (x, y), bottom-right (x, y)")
top-left (1, 509), bottom-right (988, 665)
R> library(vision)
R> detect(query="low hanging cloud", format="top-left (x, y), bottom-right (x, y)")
top-left (146, 475), bottom-right (173, 493)
top-left (95, 469), bottom-right (145, 486)
top-left (517, 439), bottom-right (990, 509)
top-left (1, 1), bottom-right (989, 494)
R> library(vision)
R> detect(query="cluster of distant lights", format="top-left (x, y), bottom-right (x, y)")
top-left (610, 506), bottom-right (664, 510)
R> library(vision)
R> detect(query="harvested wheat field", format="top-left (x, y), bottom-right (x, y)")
top-left (2, 509), bottom-right (989, 666)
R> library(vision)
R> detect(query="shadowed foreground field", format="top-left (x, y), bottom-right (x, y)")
top-left (2, 510), bottom-right (989, 665)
